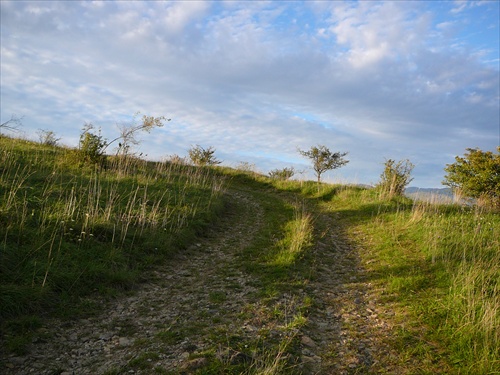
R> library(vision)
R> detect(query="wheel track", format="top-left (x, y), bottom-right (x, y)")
top-left (302, 209), bottom-right (401, 374)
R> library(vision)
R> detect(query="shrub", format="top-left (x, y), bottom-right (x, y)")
top-left (188, 145), bottom-right (221, 166)
top-left (37, 129), bottom-right (60, 146)
top-left (377, 158), bottom-right (414, 198)
top-left (77, 123), bottom-right (107, 166)
top-left (443, 147), bottom-right (500, 209)
top-left (268, 167), bottom-right (295, 180)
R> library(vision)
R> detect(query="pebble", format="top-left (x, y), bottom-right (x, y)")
top-left (181, 357), bottom-right (208, 370)
top-left (301, 335), bottom-right (317, 348)
top-left (0, 195), bottom-right (397, 375)
top-left (9, 357), bottom-right (24, 365)
top-left (302, 355), bottom-right (321, 363)
top-left (119, 337), bottom-right (132, 346)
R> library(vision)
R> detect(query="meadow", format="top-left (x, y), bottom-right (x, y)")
top-left (1, 135), bottom-right (498, 374)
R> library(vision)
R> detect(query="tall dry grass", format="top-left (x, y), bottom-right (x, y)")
top-left (0, 136), bottom-right (226, 329)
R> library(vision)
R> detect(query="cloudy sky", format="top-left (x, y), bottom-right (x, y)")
top-left (1, 0), bottom-right (499, 187)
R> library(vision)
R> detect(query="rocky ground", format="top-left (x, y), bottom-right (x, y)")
top-left (1, 189), bottom-right (401, 374)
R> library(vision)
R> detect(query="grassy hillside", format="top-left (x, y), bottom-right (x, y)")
top-left (0, 136), bottom-right (226, 351)
top-left (1, 135), bottom-right (498, 373)
top-left (320, 186), bottom-right (499, 373)
top-left (261, 178), bottom-right (499, 373)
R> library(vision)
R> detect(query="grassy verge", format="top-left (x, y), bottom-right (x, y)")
top-left (318, 185), bottom-right (499, 374)
top-left (0, 136), bottom-right (226, 354)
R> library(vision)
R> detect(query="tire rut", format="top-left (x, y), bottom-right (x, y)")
top-left (302, 211), bottom-right (400, 374)
top-left (2, 188), bottom-right (399, 375)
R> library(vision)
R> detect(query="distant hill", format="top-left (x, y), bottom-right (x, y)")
top-left (405, 187), bottom-right (455, 203)
top-left (406, 187), bottom-right (453, 196)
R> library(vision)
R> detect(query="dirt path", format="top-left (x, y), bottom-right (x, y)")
top-left (301, 210), bottom-right (400, 374)
top-left (1, 188), bottom-right (397, 374)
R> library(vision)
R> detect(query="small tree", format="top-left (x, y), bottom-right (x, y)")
top-left (268, 167), bottom-right (295, 180)
top-left (443, 147), bottom-right (500, 208)
top-left (378, 158), bottom-right (414, 198)
top-left (106, 113), bottom-right (169, 156)
top-left (188, 145), bottom-right (221, 166)
top-left (298, 145), bottom-right (349, 184)
top-left (37, 129), bottom-right (60, 146)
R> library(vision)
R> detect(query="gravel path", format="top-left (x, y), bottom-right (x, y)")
top-left (301, 211), bottom-right (400, 374)
top-left (1, 189), bottom-right (399, 374)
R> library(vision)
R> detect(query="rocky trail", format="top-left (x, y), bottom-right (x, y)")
top-left (1, 187), bottom-right (399, 374)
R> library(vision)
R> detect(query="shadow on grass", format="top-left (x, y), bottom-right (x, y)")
top-left (315, 189), bottom-right (454, 372)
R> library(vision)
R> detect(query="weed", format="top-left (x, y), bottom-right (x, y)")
top-left (208, 291), bottom-right (227, 304)
top-left (127, 351), bottom-right (160, 370)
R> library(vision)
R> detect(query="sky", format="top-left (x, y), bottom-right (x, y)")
top-left (1, 0), bottom-right (499, 188)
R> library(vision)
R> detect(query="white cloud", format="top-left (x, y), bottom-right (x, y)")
top-left (451, 0), bottom-right (468, 14)
top-left (162, 1), bottom-right (210, 33)
top-left (1, 0), bottom-right (498, 187)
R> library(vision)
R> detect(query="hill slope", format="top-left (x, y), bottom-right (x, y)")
top-left (1, 136), bottom-right (498, 374)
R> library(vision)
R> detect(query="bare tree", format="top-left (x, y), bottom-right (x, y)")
top-left (0, 115), bottom-right (24, 134)
top-left (105, 113), bottom-right (170, 156)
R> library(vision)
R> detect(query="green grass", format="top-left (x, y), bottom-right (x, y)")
top-left (258, 179), bottom-right (499, 373)
top-left (0, 138), bottom-right (315, 373)
top-left (319, 186), bottom-right (500, 374)
top-left (1, 135), bottom-right (498, 374)
top-left (185, 171), bottom-right (316, 374)
top-left (0, 135), bottom-right (226, 352)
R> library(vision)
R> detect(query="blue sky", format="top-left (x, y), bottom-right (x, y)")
top-left (1, 0), bottom-right (499, 187)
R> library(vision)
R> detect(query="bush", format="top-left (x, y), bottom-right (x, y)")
top-left (37, 129), bottom-right (60, 146)
top-left (443, 147), bottom-right (500, 209)
top-left (77, 123), bottom-right (107, 166)
top-left (268, 167), bottom-right (295, 180)
top-left (188, 145), bottom-right (221, 166)
top-left (378, 158), bottom-right (414, 198)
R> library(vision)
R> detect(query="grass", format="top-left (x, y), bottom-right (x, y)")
top-left (182, 171), bottom-right (316, 374)
top-left (0, 139), bottom-right (316, 373)
top-left (259, 178), bottom-right (499, 373)
top-left (1, 134), bottom-right (498, 374)
top-left (318, 185), bottom-right (500, 374)
top-left (0, 135), bottom-right (226, 353)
